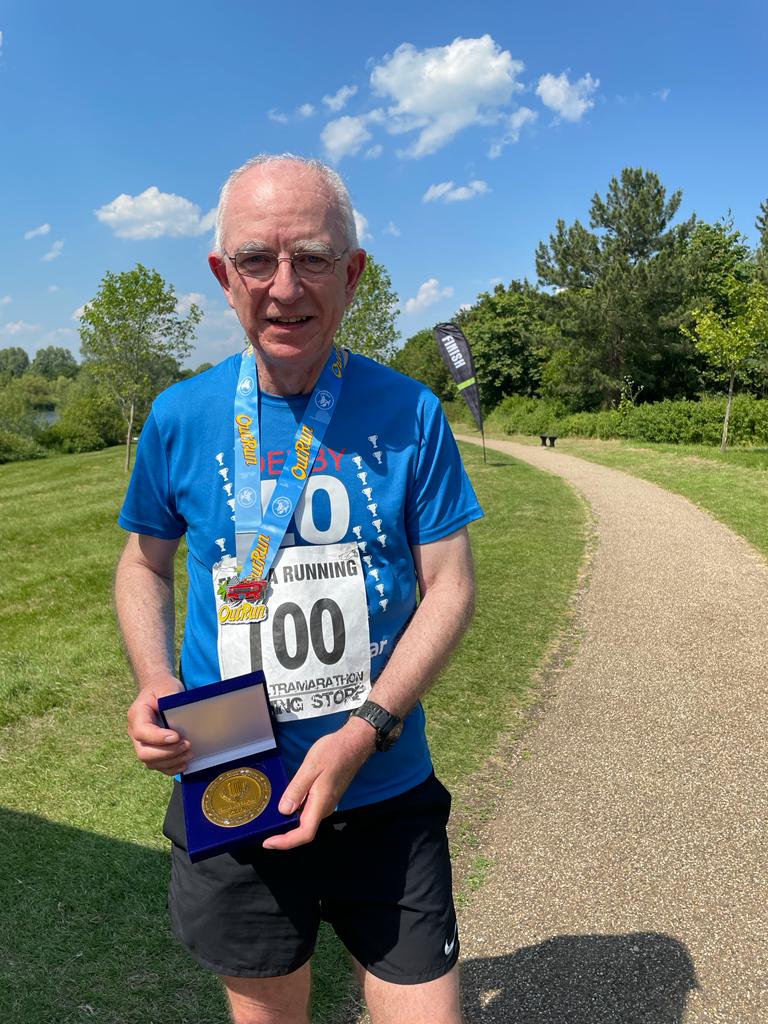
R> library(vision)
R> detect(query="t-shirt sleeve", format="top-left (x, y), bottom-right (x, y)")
top-left (118, 409), bottom-right (187, 539)
top-left (405, 394), bottom-right (483, 545)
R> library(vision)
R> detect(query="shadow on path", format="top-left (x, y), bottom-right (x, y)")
top-left (461, 932), bottom-right (698, 1023)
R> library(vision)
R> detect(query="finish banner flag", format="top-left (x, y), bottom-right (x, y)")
top-left (433, 323), bottom-right (483, 431)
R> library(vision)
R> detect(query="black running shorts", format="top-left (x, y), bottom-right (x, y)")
top-left (162, 772), bottom-right (460, 984)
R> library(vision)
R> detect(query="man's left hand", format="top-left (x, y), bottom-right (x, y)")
top-left (262, 715), bottom-right (376, 850)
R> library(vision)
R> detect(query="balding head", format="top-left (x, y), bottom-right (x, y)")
top-left (214, 154), bottom-right (358, 255)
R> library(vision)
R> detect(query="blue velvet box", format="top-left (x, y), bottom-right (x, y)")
top-left (158, 671), bottom-right (299, 862)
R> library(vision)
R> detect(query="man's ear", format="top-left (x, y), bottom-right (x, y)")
top-left (344, 248), bottom-right (367, 305)
top-left (208, 253), bottom-right (231, 292)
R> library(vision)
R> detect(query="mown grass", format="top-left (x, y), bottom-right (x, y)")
top-left (0, 443), bottom-right (585, 1023)
top-left (483, 432), bottom-right (768, 562)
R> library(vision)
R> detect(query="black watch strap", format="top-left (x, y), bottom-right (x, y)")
top-left (351, 700), bottom-right (403, 752)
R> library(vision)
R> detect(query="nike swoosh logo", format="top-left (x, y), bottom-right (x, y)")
top-left (444, 921), bottom-right (458, 957)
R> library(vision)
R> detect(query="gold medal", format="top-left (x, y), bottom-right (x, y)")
top-left (202, 767), bottom-right (271, 828)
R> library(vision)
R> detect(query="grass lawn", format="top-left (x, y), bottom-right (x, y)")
top-left (464, 426), bottom-right (768, 562)
top-left (0, 443), bottom-right (585, 1023)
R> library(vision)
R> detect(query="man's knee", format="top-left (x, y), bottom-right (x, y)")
top-left (223, 964), bottom-right (311, 1024)
top-left (361, 963), bottom-right (463, 1024)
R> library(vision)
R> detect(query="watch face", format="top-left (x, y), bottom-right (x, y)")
top-left (378, 719), bottom-right (404, 751)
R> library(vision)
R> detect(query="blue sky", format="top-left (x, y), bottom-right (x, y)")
top-left (1, 0), bottom-right (766, 367)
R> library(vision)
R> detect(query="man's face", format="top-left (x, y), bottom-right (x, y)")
top-left (209, 165), bottom-right (365, 382)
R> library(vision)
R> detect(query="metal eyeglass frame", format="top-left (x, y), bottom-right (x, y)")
top-left (224, 247), bottom-right (349, 281)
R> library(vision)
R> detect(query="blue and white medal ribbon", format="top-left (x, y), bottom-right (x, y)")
top-left (231, 345), bottom-right (344, 597)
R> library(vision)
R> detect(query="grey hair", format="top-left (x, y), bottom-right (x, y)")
top-left (213, 153), bottom-right (358, 254)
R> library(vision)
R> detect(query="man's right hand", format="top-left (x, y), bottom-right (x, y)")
top-left (127, 674), bottom-right (191, 775)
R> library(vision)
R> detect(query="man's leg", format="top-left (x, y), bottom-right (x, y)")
top-left (323, 777), bottom-right (461, 1020)
top-left (357, 963), bottom-right (462, 1024)
top-left (223, 963), bottom-right (312, 1024)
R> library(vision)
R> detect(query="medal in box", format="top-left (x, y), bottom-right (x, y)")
top-left (158, 670), bottom-right (299, 862)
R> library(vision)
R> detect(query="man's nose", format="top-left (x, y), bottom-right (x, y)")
top-left (268, 258), bottom-right (304, 303)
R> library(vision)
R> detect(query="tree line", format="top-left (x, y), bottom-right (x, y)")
top-left (0, 258), bottom-right (399, 468)
top-left (3, 167), bottom-right (767, 465)
top-left (394, 168), bottom-right (768, 449)
top-left (0, 266), bottom-right (208, 466)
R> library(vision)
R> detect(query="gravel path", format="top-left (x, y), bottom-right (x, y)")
top-left (453, 436), bottom-right (768, 1024)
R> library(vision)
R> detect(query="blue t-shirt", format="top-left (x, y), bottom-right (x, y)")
top-left (119, 351), bottom-right (483, 809)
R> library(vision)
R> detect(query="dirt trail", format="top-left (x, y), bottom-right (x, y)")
top-left (454, 436), bottom-right (768, 1024)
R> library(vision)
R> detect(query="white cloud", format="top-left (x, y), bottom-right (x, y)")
top-left (655, 87), bottom-right (671, 102)
top-left (384, 221), bottom-right (400, 237)
top-left (72, 304), bottom-right (88, 321)
top-left (322, 85), bottom-right (358, 113)
top-left (42, 327), bottom-right (77, 342)
top-left (489, 106), bottom-right (537, 157)
top-left (536, 71), bottom-right (599, 122)
top-left (3, 320), bottom-right (39, 335)
top-left (176, 291), bottom-right (207, 315)
top-left (458, 303), bottom-right (473, 312)
top-left (422, 179), bottom-right (489, 203)
top-left (322, 115), bottom-right (374, 162)
top-left (364, 144), bottom-right (383, 160)
top-left (421, 182), bottom-right (453, 203)
top-left (95, 186), bottom-right (216, 240)
top-left (47, 285), bottom-right (60, 293)
top-left (353, 209), bottom-right (372, 242)
top-left (24, 223), bottom-right (51, 240)
top-left (42, 240), bottom-right (64, 261)
top-left (0, 31), bottom-right (3, 55)
top-left (370, 35), bottom-right (525, 158)
top-left (404, 278), bottom-right (453, 315)
top-left (268, 103), bottom-right (317, 123)
top-left (181, 300), bottom-right (244, 365)
top-left (0, 295), bottom-right (11, 305)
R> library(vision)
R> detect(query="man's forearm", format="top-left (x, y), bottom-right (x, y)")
top-left (355, 527), bottom-right (476, 723)
top-left (115, 545), bottom-right (178, 689)
top-left (365, 578), bottom-right (474, 721)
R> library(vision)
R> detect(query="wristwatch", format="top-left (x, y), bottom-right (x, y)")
top-left (350, 700), bottom-right (404, 752)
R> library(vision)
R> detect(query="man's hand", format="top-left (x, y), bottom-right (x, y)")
top-left (127, 673), bottom-right (190, 776)
top-left (262, 715), bottom-right (376, 850)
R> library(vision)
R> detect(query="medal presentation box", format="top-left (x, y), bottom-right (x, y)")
top-left (158, 671), bottom-right (299, 862)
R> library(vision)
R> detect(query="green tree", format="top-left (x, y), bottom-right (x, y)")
top-left (536, 168), bottom-right (696, 409)
top-left (50, 371), bottom-right (124, 453)
top-left (683, 219), bottom-right (753, 315)
top-left (390, 328), bottom-right (454, 401)
top-left (683, 277), bottom-right (768, 449)
top-left (0, 347), bottom-right (30, 378)
top-left (30, 345), bottom-right (79, 379)
top-left (455, 282), bottom-right (554, 410)
top-left (679, 219), bottom-right (765, 393)
top-left (0, 373), bottom-right (55, 438)
top-left (334, 255), bottom-right (399, 363)
top-left (177, 361), bottom-right (215, 382)
top-left (79, 264), bottom-right (201, 470)
top-left (756, 199), bottom-right (768, 286)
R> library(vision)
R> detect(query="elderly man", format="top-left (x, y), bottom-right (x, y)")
top-left (116, 154), bottom-right (482, 1024)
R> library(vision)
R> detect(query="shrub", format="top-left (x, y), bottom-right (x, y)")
top-left (486, 395), bottom-right (569, 436)
top-left (442, 399), bottom-right (478, 428)
top-left (481, 393), bottom-right (768, 447)
top-left (46, 380), bottom-right (124, 454)
top-left (0, 429), bottom-right (46, 464)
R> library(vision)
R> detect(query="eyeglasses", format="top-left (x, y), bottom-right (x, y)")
top-left (225, 248), bottom-right (349, 281)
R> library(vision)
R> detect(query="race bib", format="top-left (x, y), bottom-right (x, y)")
top-left (213, 542), bottom-right (371, 722)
